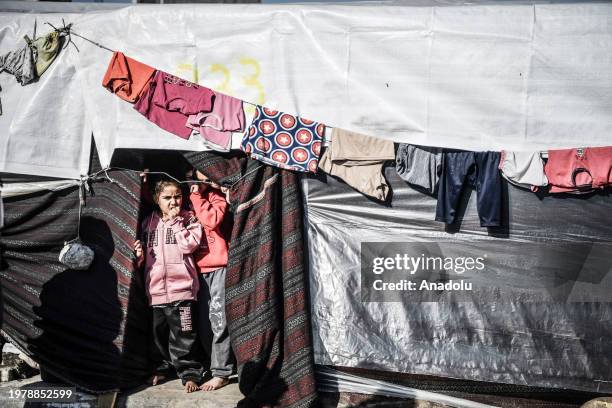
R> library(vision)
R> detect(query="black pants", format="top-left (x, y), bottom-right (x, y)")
top-left (152, 300), bottom-right (204, 385)
top-left (435, 150), bottom-right (502, 227)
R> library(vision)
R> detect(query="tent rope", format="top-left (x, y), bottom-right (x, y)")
top-left (69, 29), bottom-right (114, 53)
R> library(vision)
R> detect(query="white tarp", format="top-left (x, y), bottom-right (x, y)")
top-left (0, 12), bottom-right (92, 179)
top-left (1, 2), bottom-right (612, 179)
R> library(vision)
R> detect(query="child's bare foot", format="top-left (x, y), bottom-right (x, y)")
top-left (200, 376), bottom-right (229, 391)
top-left (149, 374), bottom-right (165, 386)
top-left (185, 380), bottom-right (199, 393)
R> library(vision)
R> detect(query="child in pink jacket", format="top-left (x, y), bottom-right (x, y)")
top-left (134, 179), bottom-right (205, 393)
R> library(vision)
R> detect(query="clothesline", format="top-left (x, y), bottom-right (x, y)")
top-left (67, 25), bottom-right (333, 137)
top-left (69, 29), bottom-right (114, 53)
top-left (64, 165), bottom-right (253, 242)
top-left (0, 164), bottom-right (258, 242)
top-left (98, 49), bottom-right (612, 214)
top-left (64, 24), bottom-right (568, 157)
top-left (8, 23), bottom-right (606, 230)
top-left (0, 165), bottom-right (261, 197)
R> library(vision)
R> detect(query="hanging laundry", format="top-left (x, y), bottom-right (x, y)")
top-left (0, 38), bottom-right (36, 116)
top-left (102, 52), bottom-right (155, 103)
top-left (240, 105), bottom-right (324, 173)
top-left (32, 30), bottom-right (63, 77)
top-left (499, 150), bottom-right (548, 192)
top-left (396, 144), bottom-right (443, 195)
top-left (544, 146), bottom-right (612, 193)
top-left (436, 150), bottom-right (502, 227)
top-left (318, 128), bottom-right (394, 200)
top-left (185, 93), bottom-right (245, 152)
top-left (134, 70), bottom-right (214, 139)
top-left (1, 28), bottom-right (65, 86)
top-left (0, 38), bottom-right (37, 86)
top-left (0, 26), bottom-right (67, 116)
top-left (230, 107), bottom-right (255, 150)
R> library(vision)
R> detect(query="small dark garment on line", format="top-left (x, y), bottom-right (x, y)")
top-left (435, 150), bottom-right (502, 227)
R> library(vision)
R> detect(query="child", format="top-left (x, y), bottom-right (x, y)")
top-left (134, 179), bottom-right (205, 393)
top-left (188, 169), bottom-right (233, 391)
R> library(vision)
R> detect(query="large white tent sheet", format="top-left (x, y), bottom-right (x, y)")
top-left (1, 3), bottom-right (612, 179)
top-left (0, 13), bottom-right (92, 179)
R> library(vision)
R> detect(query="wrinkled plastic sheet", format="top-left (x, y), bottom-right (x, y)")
top-left (305, 168), bottom-right (612, 393)
top-left (0, 180), bottom-right (79, 198)
top-left (2, 2), bottom-right (612, 178)
top-left (316, 367), bottom-right (495, 408)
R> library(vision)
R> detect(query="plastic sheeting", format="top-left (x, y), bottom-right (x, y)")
top-left (316, 367), bottom-right (495, 408)
top-left (305, 168), bottom-right (612, 393)
top-left (0, 180), bottom-right (79, 198)
top-left (2, 2), bottom-right (612, 178)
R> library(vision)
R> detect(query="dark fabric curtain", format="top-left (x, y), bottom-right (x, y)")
top-left (184, 151), bottom-right (319, 408)
top-left (0, 164), bottom-right (150, 393)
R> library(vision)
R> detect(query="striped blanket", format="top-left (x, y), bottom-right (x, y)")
top-left (185, 152), bottom-right (318, 408)
top-left (0, 168), bottom-right (150, 393)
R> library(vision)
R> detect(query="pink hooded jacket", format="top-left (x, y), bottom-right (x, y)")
top-left (141, 211), bottom-right (203, 306)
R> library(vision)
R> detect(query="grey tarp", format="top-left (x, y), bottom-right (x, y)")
top-left (305, 165), bottom-right (612, 394)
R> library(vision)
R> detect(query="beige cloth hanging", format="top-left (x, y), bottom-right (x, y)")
top-left (318, 128), bottom-right (395, 201)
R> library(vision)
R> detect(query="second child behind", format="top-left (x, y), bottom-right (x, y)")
top-left (189, 169), bottom-right (233, 391)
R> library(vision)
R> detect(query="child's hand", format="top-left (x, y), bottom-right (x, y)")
top-left (134, 240), bottom-right (144, 266)
top-left (194, 170), bottom-right (213, 187)
top-left (194, 169), bottom-right (224, 191)
top-left (168, 206), bottom-right (181, 220)
top-left (221, 186), bottom-right (231, 203)
top-left (189, 184), bottom-right (200, 194)
top-left (139, 168), bottom-right (150, 183)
